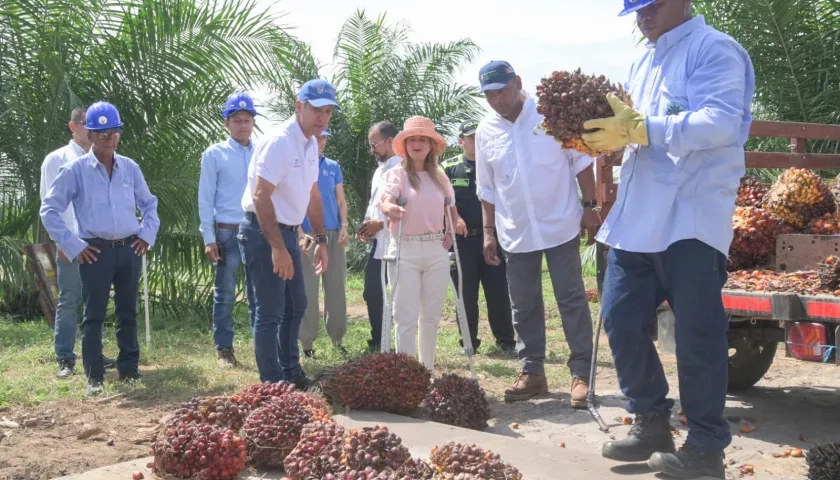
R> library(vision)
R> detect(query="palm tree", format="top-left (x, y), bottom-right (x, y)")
top-left (264, 10), bottom-right (486, 269)
top-left (0, 0), bottom-right (297, 318)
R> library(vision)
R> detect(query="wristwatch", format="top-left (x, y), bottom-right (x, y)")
top-left (315, 234), bottom-right (328, 244)
top-left (582, 199), bottom-right (598, 208)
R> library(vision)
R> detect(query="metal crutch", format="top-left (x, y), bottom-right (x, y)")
top-left (380, 196), bottom-right (407, 354)
top-left (444, 198), bottom-right (476, 379)
top-left (587, 239), bottom-right (609, 432)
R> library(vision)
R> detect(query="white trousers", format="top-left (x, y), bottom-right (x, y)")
top-left (386, 236), bottom-right (450, 369)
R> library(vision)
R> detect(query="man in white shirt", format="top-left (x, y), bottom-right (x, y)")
top-left (475, 60), bottom-right (600, 407)
top-left (239, 79), bottom-right (335, 387)
top-left (357, 121), bottom-right (401, 352)
top-left (39, 106), bottom-right (115, 378)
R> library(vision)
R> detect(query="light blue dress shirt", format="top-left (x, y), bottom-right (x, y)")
top-left (198, 138), bottom-right (253, 245)
top-left (595, 15), bottom-right (756, 256)
top-left (40, 152), bottom-right (161, 261)
top-left (302, 155), bottom-right (344, 233)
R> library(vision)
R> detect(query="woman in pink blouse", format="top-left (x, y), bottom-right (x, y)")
top-left (378, 116), bottom-right (465, 369)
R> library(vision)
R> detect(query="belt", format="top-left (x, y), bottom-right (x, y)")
top-left (83, 235), bottom-right (138, 248)
top-left (245, 212), bottom-right (298, 232)
top-left (465, 228), bottom-right (482, 237)
top-left (215, 222), bottom-right (239, 230)
top-left (402, 232), bottom-right (445, 241)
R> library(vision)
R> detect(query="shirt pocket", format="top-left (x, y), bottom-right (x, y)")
top-left (121, 179), bottom-right (136, 210)
top-left (483, 135), bottom-right (516, 182)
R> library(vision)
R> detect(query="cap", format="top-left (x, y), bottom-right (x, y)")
top-left (223, 92), bottom-right (257, 118)
top-left (478, 60), bottom-right (516, 92)
top-left (618, 0), bottom-right (656, 16)
top-left (84, 101), bottom-right (124, 131)
top-left (459, 120), bottom-right (479, 137)
top-left (298, 79), bottom-right (340, 109)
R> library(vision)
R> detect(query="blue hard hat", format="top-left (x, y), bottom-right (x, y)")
top-left (298, 79), bottom-right (340, 109)
top-left (85, 101), bottom-right (124, 131)
top-left (618, 0), bottom-right (656, 16)
top-left (222, 92), bottom-right (258, 119)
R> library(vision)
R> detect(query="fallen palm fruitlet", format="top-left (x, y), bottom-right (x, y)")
top-left (424, 373), bottom-right (491, 430)
top-left (536, 68), bottom-right (632, 156)
top-left (429, 442), bottom-right (523, 480)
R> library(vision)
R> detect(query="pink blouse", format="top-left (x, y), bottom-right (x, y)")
top-left (377, 166), bottom-right (455, 236)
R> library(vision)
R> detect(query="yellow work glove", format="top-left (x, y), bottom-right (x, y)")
top-left (581, 93), bottom-right (649, 151)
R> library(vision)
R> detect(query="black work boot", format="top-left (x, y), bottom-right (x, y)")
top-left (56, 359), bottom-right (75, 378)
top-left (602, 412), bottom-right (676, 462)
top-left (648, 442), bottom-right (726, 479)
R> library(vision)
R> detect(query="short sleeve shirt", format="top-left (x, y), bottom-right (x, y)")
top-left (302, 156), bottom-right (344, 232)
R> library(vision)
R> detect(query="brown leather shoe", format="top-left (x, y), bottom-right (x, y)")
top-left (504, 373), bottom-right (549, 402)
top-left (217, 348), bottom-right (239, 368)
top-left (570, 376), bottom-right (589, 409)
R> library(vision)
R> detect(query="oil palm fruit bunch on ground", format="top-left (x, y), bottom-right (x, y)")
top-left (429, 442), bottom-right (523, 480)
top-left (230, 381), bottom-right (296, 409)
top-left (424, 373), bottom-right (490, 430)
top-left (736, 176), bottom-right (770, 207)
top-left (152, 421), bottom-right (247, 480)
top-left (243, 392), bottom-right (321, 468)
top-left (806, 440), bottom-right (840, 480)
top-left (536, 68), bottom-right (631, 156)
top-left (729, 206), bottom-right (784, 270)
top-left (806, 212), bottom-right (840, 235)
top-left (315, 353), bottom-right (431, 414)
top-left (166, 396), bottom-right (250, 431)
top-left (763, 168), bottom-right (836, 229)
top-left (818, 256), bottom-right (840, 290)
top-left (283, 420), bottom-right (346, 480)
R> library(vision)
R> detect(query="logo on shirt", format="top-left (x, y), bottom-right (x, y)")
top-left (293, 158), bottom-right (301, 168)
top-left (452, 178), bottom-right (470, 188)
top-left (666, 101), bottom-right (687, 116)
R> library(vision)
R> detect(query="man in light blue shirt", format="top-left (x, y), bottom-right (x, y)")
top-left (198, 92), bottom-right (257, 368)
top-left (299, 129), bottom-right (349, 358)
top-left (41, 101), bottom-right (160, 395)
top-left (581, 1), bottom-right (756, 478)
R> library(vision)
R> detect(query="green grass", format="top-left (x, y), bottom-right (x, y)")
top-left (0, 252), bottom-right (609, 409)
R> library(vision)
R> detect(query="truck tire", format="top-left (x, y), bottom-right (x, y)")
top-left (727, 331), bottom-right (778, 391)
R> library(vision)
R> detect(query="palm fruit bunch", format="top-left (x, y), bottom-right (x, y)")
top-left (806, 440), bottom-right (840, 480)
top-left (429, 442), bottom-right (523, 480)
top-left (535, 68), bottom-right (632, 156)
top-left (166, 396), bottom-right (249, 431)
top-left (736, 176), bottom-right (770, 207)
top-left (316, 353), bottom-right (431, 414)
top-left (818, 256), bottom-right (840, 290)
top-left (831, 175), bottom-right (840, 200)
top-left (729, 206), bottom-right (784, 271)
top-left (725, 269), bottom-right (828, 295)
top-left (151, 421), bottom-right (247, 480)
top-left (806, 212), bottom-right (840, 235)
top-left (283, 421), bottom-right (347, 480)
top-left (230, 380), bottom-right (296, 408)
top-left (242, 391), bottom-right (320, 468)
top-left (763, 168), bottom-right (836, 229)
top-left (423, 373), bottom-right (490, 431)
top-left (339, 426), bottom-right (412, 475)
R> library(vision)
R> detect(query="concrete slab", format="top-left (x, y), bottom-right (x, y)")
top-left (52, 412), bottom-right (729, 480)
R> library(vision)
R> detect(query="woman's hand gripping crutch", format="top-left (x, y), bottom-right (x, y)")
top-left (380, 196), bottom-right (407, 354)
top-left (444, 198), bottom-right (476, 379)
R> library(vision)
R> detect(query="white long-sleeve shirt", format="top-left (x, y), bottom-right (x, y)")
top-left (364, 155), bottom-right (402, 259)
top-left (475, 92), bottom-right (594, 254)
top-left (39, 140), bottom-right (86, 238)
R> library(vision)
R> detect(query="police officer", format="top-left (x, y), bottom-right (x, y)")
top-left (198, 92), bottom-right (258, 368)
top-left (41, 101), bottom-right (161, 395)
top-left (441, 121), bottom-right (516, 355)
top-left (581, 1), bottom-right (756, 478)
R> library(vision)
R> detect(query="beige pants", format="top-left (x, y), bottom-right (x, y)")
top-left (386, 234), bottom-right (450, 369)
top-left (300, 229), bottom-right (347, 350)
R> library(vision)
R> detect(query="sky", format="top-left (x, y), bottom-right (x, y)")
top-left (252, 0), bottom-right (648, 133)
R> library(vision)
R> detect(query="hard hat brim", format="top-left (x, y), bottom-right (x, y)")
top-left (86, 122), bottom-right (124, 131)
top-left (618, 0), bottom-right (656, 16)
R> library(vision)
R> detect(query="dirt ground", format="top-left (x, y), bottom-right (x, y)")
top-left (0, 346), bottom-right (837, 480)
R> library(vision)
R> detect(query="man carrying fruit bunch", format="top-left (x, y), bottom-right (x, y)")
top-left (474, 60), bottom-right (600, 407)
top-left (581, 1), bottom-right (756, 478)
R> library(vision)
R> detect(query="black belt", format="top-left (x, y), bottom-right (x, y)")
top-left (245, 212), bottom-right (298, 232)
top-left (83, 235), bottom-right (138, 248)
top-left (215, 222), bottom-right (239, 231)
top-left (465, 228), bottom-right (482, 237)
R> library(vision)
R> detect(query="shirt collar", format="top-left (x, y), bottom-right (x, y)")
top-left (647, 15), bottom-right (705, 55)
top-left (84, 151), bottom-right (122, 169)
top-left (226, 137), bottom-right (253, 150)
top-left (68, 139), bottom-right (86, 157)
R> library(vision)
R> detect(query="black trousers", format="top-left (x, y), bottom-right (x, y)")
top-left (363, 239), bottom-right (388, 349)
top-left (450, 235), bottom-right (516, 350)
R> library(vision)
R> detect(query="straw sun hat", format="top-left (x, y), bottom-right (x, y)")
top-left (392, 116), bottom-right (448, 159)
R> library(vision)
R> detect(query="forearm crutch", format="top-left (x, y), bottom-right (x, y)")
top-left (587, 239), bottom-right (609, 432)
top-left (380, 196), bottom-right (407, 354)
top-left (444, 198), bottom-right (476, 379)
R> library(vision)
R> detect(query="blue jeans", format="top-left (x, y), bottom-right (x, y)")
top-left (54, 254), bottom-right (83, 362)
top-left (212, 227), bottom-right (255, 350)
top-left (600, 239), bottom-right (731, 452)
top-left (78, 238), bottom-right (143, 380)
top-left (238, 216), bottom-right (306, 383)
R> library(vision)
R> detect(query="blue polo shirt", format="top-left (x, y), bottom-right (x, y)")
top-left (302, 155), bottom-right (343, 232)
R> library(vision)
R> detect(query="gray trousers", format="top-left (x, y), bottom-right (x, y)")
top-left (299, 229), bottom-right (348, 350)
top-left (505, 236), bottom-right (593, 378)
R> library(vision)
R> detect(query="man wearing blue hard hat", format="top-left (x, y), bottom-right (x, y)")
top-left (298, 128), bottom-right (350, 358)
top-left (240, 78), bottom-right (337, 387)
top-left (41, 101), bottom-right (161, 395)
top-left (198, 92), bottom-right (258, 368)
top-left (581, 1), bottom-right (756, 478)
top-left (474, 60), bottom-right (599, 408)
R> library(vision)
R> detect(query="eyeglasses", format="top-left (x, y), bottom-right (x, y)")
top-left (369, 139), bottom-right (386, 149)
top-left (92, 130), bottom-right (122, 140)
